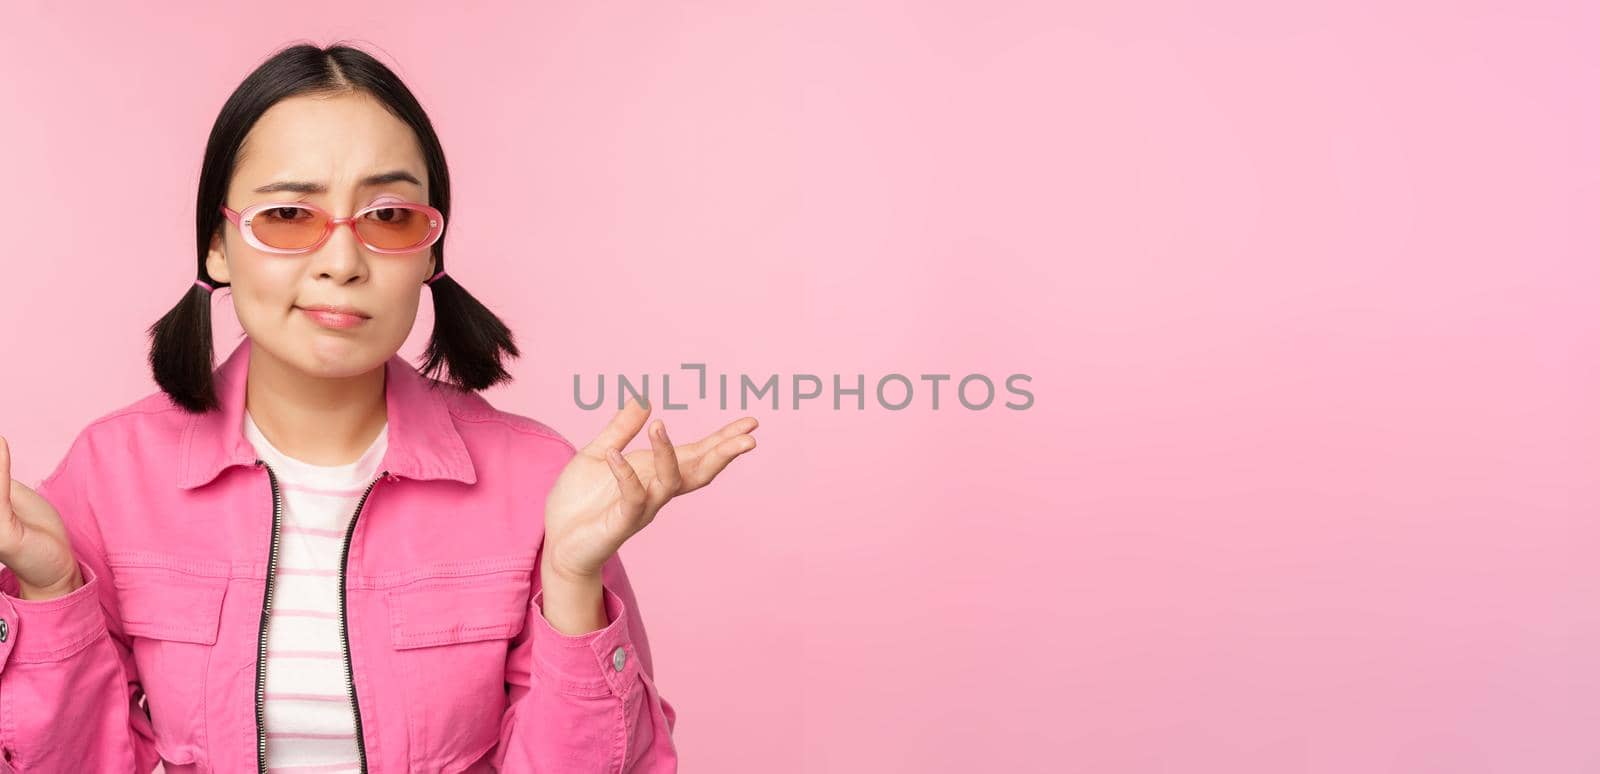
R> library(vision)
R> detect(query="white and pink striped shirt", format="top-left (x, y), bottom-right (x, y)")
top-left (243, 409), bottom-right (388, 774)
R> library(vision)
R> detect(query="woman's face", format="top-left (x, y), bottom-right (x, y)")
top-left (206, 91), bottom-right (436, 379)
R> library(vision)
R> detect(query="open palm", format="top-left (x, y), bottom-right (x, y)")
top-left (541, 398), bottom-right (759, 581)
top-left (0, 435), bottom-right (82, 599)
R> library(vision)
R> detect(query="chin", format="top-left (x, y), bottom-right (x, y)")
top-left (265, 335), bottom-right (385, 379)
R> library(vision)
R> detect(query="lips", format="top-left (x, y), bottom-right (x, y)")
top-left (297, 306), bottom-right (370, 329)
top-left (297, 304), bottom-right (370, 318)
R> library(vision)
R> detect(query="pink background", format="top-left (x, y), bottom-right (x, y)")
top-left (2, 2), bottom-right (1596, 772)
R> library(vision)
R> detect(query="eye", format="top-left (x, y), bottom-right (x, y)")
top-left (260, 206), bottom-right (312, 222)
top-left (365, 206), bottom-right (416, 225)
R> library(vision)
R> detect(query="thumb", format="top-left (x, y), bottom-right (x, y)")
top-left (581, 397), bottom-right (651, 458)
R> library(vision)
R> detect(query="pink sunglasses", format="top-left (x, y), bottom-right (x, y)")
top-left (219, 197), bottom-right (444, 255)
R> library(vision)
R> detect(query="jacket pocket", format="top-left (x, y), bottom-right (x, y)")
top-left (386, 568), bottom-right (531, 770)
top-left (108, 558), bottom-right (229, 767)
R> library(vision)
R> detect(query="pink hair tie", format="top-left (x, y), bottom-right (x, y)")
top-left (425, 269), bottom-right (447, 285)
top-left (194, 279), bottom-right (216, 292)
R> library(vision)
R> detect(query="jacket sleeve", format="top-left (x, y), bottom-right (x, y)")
top-left (489, 547), bottom-right (679, 773)
top-left (0, 437), bottom-right (162, 773)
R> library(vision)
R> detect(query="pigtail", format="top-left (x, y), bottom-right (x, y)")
top-left (147, 280), bottom-right (222, 414)
top-left (419, 271), bottom-right (520, 392)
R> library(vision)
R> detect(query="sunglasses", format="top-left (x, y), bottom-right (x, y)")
top-left (220, 197), bottom-right (445, 255)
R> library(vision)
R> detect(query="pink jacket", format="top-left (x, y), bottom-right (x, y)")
top-left (0, 337), bottom-right (678, 773)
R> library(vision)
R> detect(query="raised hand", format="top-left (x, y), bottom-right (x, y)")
top-left (541, 398), bottom-right (759, 583)
top-left (0, 435), bottom-right (82, 600)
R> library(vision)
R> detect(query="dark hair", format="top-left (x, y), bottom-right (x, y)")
top-left (147, 41), bottom-right (519, 414)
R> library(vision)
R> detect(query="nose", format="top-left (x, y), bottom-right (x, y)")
top-left (309, 216), bottom-right (370, 284)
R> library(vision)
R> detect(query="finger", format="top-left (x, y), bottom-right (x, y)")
top-left (681, 433), bottom-right (757, 493)
top-left (605, 447), bottom-right (648, 517)
top-left (646, 420), bottom-right (682, 511)
top-left (678, 416), bottom-right (759, 461)
top-left (582, 396), bottom-right (652, 457)
top-left (1, 436), bottom-right (24, 552)
top-left (0, 435), bottom-right (11, 515)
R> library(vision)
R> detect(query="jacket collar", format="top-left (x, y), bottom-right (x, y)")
top-left (178, 336), bottom-right (477, 489)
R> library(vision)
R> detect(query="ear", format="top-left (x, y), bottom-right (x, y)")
top-left (425, 251), bottom-right (437, 284)
top-left (205, 228), bottom-right (231, 284)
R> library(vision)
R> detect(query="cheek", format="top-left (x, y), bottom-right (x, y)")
top-left (378, 294), bottom-right (423, 334)
top-left (225, 264), bottom-right (303, 337)
top-left (231, 256), bottom-right (300, 298)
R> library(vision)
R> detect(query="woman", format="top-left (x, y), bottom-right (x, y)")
top-left (0, 42), bottom-right (756, 773)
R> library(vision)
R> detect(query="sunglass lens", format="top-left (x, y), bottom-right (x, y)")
top-left (250, 205), bottom-right (327, 250)
top-left (356, 205), bottom-right (435, 251)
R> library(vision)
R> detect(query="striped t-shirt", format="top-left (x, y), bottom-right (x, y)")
top-left (243, 409), bottom-right (388, 774)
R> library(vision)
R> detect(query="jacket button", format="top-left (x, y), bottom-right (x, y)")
top-left (0, 618), bottom-right (8, 642)
top-left (611, 646), bottom-right (626, 672)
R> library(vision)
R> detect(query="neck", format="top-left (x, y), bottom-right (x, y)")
top-left (244, 343), bottom-right (388, 466)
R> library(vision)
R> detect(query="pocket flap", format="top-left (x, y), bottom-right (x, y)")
top-left (387, 572), bottom-right (531, 650)
top-left (109, 563), bottom-right (229, 645)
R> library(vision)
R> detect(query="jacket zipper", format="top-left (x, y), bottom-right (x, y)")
top-left (254, 459), bottom-right (283, 773)
top-left (255, 459), bottom-right (388, 774)
top-left (338, 469), bottom-right (388, 774)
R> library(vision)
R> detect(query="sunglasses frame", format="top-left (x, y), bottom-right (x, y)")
top-left (219, 198), bottom-right (445, 255)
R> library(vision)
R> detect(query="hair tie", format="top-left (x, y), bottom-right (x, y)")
top-left (194, 279), bottom-right (216, 293)
top-left (425, 269), bottom-right (447, 286)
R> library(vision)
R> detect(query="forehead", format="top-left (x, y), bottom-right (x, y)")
top-left (232, 92), bottom-right (427, 196)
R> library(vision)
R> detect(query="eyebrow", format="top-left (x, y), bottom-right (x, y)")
top-left (252, 170), bottom-right (423, 194)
